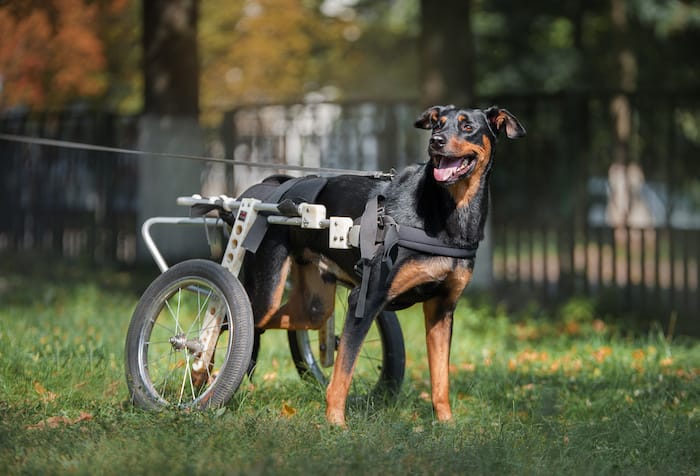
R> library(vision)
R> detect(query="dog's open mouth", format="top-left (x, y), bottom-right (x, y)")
top-left (432, 154), bottom-right (478, 182)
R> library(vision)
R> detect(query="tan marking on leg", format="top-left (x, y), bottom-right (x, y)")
top-left (423, 267), bottom-right (473, 421)
top-left (424, 298), bottom-right (453, 421)
top-left (445, 266), bottom-right (473, 302)
top-left (326, 366), bottom-right (352, 426)
top-left (326, 297), bottom-right (377, 427)
top-left (326, 330), bottom-right (361, 427)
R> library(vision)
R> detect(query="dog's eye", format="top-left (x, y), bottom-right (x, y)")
top-left (461, 123), bottom-right (473, 133)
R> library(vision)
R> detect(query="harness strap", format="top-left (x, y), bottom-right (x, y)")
top-left (354, 194), bottom-right (479, 319)
top-left (355, 194), bottom-right (382, 318)
top-left (242, 176), bottom-right (305, 253)
top-left (396, 225), bottom-right (478, 259)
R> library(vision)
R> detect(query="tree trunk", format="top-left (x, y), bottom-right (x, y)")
top-left (607, 0), bottom-right (647, 230)
top-left (143, 0), bottom-right (199, 115)
top-left (418, 0), bottom-right (474, 107)
top-left (138, 0), bottom-right (206, 263)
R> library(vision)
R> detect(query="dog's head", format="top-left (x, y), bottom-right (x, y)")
top-left (414, 105), bottom-right (526, 185)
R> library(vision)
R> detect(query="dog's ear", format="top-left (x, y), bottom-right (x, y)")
top-left (485, 106), bottom-right (526, 139)
top-left (414, 106), bottom-right (443, 129)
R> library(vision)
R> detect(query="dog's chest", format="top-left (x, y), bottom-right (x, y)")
top-left (386, 256), bottom-right (473, 308)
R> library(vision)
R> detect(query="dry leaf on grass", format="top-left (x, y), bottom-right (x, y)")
top-left (26, 412), bottom-right (93, 430)
top-left (281, 402), bottom-right (296, 418)
top-left (33, 381), bottom-right (57, 403)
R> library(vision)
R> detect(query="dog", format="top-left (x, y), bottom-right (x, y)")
top-left (240, 105), bottom-right (526, 426)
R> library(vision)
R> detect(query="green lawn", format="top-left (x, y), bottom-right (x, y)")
top-left (1, 256), bottom-right (698, 475)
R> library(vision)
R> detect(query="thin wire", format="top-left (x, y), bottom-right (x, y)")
top-left (0, 133), bottom-right (389, 177)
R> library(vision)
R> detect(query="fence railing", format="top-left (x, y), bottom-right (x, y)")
top-left (491, 223), bottom-right (699, 332)
top-left (0, 111), bottom-right (140, 262)
top-left (1, 93), bottom-right (698, 333)
top-left (221, 94), bottom-right (700, 334)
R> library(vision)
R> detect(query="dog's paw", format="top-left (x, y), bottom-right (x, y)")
top-left (434, 405), bottom-right (453, 423)
top-left (325, 408), bottom-right (347, 428)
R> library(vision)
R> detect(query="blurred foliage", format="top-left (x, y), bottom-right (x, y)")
top-left (200, 0), bottom-right (334, 109)
top-left (0, 0), bottom-right (699, 112)
top-left (474, 0), bottom-right (700, 94)
top-left (199, 0), bottom-right (421, 118)
top-left (0, 0), bottom-right (111, 109)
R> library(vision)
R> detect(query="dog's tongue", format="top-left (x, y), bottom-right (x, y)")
top-left (433, 157), bottom-right (462, 182)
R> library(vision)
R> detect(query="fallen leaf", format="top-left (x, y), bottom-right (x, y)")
top-left (26, 412), bottom-right (93, 430)
top-left (33, 381), bottom-right (47, 395)
top-left (26, 416), bottom-right (69, 430)
top-left (592, 319), bottom-right (606, 333)
top-left (281, 402), bottom-right (296, 418)
top-left (75, 412), bottom-right (93, 424)
top-left (33, 381), bottom-right (57, 403)
top-left (103, 380), bottom-right (120, 398)
top-left (263, 372), bottom-right (277, 382)
top-left (591, 346), bottom-right (613, 363)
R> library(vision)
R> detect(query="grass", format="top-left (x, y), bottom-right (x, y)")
top-left (1, 255), bottom-right (699, 475)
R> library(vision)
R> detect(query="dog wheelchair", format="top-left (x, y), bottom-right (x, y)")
top-left (124, 187), bottom-right (406, 410)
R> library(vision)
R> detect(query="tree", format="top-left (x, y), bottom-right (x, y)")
top-left (418, 0), bottom-right (474, 106)
top-left (142, 0), bottom-right (199, 116)
top-left (138, 0), bottom-right (205, 260)
top-left (200, 0), bottom-right (316, 110)
top-left (0, 0), bottom-right (108, 110)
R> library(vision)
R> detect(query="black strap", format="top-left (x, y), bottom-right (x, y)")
top-left (242, 176), bottom-right (305, 253)
top-left (396, 225), bottom-right (478, 259)
top-left (355, 195), bottom-right (382, 318)
top-left (354, 195), bottom-right (479, 319)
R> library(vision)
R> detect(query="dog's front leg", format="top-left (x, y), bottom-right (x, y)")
top-left (423, 297), bottom-right (455, 422)
top-left (325, 287), bottom-right (377, 426)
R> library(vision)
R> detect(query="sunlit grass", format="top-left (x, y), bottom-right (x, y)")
top-left (1, 256), bottom-right (698, 475)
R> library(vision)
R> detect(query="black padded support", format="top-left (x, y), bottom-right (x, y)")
top-left (240, 176), bottom-right (328, 253)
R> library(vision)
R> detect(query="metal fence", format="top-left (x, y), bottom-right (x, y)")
top-left (0, 110), bottom-right (140, 263)
top-left (485, 93), bottom-right (700, 334)
top-left (1, 93), bottom-right (698, 332)
top-left (220, 101), bottom-right (425, 194)
top-left (222, 94), bottom-right (700, 333)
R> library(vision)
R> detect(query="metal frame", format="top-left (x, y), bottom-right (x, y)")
top-left (140, 194), bottom-right (360, 375)
top-left (142, 194), bottom-right (358, 275)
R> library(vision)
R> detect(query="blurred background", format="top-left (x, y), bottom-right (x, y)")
top-left (0, 0), bottom-right (698, 333)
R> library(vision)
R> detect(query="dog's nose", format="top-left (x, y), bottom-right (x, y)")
top-left (430, 135), bottom-right (446, 149)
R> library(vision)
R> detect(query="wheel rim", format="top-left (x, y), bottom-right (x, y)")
top-left (137, 276), bottom-right (234, 408)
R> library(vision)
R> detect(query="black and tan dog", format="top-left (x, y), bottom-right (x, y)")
top-left (241, 105), bottom-right (525, 426)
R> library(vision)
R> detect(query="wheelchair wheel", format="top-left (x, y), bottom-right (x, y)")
top-left (287, 285), bottom-right (405, 398)
top-left (125, 259), bottom-right (254, 410)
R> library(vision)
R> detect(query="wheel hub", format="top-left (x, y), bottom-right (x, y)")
top-left (169, 334), bottom-right (205, 354)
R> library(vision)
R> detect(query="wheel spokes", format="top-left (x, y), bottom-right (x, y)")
top-left (144, 278), bottom-right (229, 407)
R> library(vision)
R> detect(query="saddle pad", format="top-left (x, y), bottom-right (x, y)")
top-left (239, 175), bottom-right (328, 253)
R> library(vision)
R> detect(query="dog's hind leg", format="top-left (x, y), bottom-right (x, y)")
top-left (241, 234), bottom-right (291, 329)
